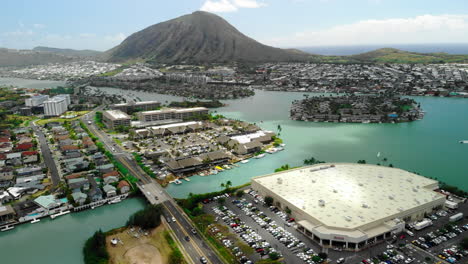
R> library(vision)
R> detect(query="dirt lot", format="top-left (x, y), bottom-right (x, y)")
top-left (106, 225), bottom-right (172, 264)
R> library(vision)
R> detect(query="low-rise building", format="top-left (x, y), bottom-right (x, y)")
top-left (137, 107), bottom-right (209, 122)
top-left (102, 110), bottom-right (131, 129)
top-left (112, 100), bottom-right (161, 113)
top-left (251, 163), bottom-right (446, 251)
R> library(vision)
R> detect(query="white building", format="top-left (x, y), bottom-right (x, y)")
top-left (25, 94), bottom-right (49, 107)
top-left (43, 95), bottom-right (70, 116)
top-left (251, 163), bottom-right (446, 251)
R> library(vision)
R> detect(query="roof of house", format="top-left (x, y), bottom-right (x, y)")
top-left (103, 171), bottom-right (119, 178)
top-left (117, 180), bottom-right (130, 189)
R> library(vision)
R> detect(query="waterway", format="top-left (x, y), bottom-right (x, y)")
top-left (0, 77), bottom-right (66, 89)
top-left (92, 88), bottom-right (468, 198)
top-left (0, 198), bottom-right (145, 264)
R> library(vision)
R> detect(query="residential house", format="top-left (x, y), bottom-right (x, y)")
top-left (67, 178), bottom-right (90, 192)
top-left (0, 205), bottom-right (16, 223)
top-left (71, 192), bottom-right (87, 205)
top-left (22, 151), bottom-right (39, 163)
top-left (117, 180), bottom-right (130, 194)
top-left (103, 184), bottom-right (117, 197)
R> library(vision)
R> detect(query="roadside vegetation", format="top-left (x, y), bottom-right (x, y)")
top-left (127, 204), bottom-right (163, 229)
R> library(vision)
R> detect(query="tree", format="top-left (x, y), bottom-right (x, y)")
top-left (126, 204), bottom-right (163, 229)
top-left (269, 252), bottom-right (280, 260)
top-left (461, 237), bottom-right (468, 249)
top-left (318, 252), bottom-right (328, 259)
top-left (217, 197), bottom-right (226, 205)
top-left (264, 196), bottom-right (274, 206)
top-left (357, 160), bottom-right (366, 164)
top-left (236, 190), bottom-right (244, 197)
top-left (83, 229), bottom-right (108, 264)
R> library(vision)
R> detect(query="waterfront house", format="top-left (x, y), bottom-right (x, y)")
top-left (103, 184), bottom-right (117, 197)
top-left (0, 205), bottom-right (16, 224)
top-left (34, 195), bottom-right (62, 210)
top-left (88, 187), bottom-right (103, 202)
top-left (71, 192), bottom-right (87, 205)
top-left (117, 180), bottom-right (130, 194)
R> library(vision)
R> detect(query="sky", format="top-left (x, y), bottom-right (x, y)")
top-left (1, 0), bottom-right (468, 51)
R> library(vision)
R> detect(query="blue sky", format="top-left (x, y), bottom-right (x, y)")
top-left (1, 0), bottom-right (468, 51)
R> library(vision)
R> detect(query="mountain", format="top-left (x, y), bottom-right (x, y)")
top-left (33, 46), bottom-right (102, 58)
top-left (106, 11), bottom-right (310, 63)
top-left (349, 48), bottom-right (468, 63)
top-left (0, 48), bottom-right (74, 67)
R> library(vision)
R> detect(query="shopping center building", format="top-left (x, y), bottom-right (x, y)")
top-left (251, 163), bottom-right (446, 251)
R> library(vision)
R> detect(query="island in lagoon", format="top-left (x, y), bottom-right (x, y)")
top-left (290, 94), bottom-right (424, 123)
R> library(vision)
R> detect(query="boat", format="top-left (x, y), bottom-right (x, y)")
top-left (30, 219), bottom-right (40, 224)
top-left (0, 225), bottom-right (14, 232)
top-left (266, 148), bottom-right (278, 154)
top-left (280, 143), bottom-right (286, 147)
top-left (184, 177), bottom-right (191, 182)
top-left (174, 179), bottom-right (182, 184)
top-left (222, 165), bottom-right (231, 170)
top-left (254, 153), bottom-right (266, 159)
top-left (210, 170), bottom-right (219, 175)
top-left (459, 140), bottom-right (468, 144)
top-left (377, 152), bottom-right (381, 158)
top-left (50, 210), bottom-right (71, 219)
top-left (276, 147), bottom-right (284, 151)
top-left (108, 197), bottom-right (122, 204)
top-left (240, 159), bottom-right (249, 164)
top-left (215, 166), bottom-right (224, 171)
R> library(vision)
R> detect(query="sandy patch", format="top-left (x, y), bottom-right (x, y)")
top-left (107, 225), bottom-right (171, 264)
top-left (124, 244), bottom-right (162, 264)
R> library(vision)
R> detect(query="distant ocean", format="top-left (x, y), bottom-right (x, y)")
top-left (297, 43), bottom-right (468, 56)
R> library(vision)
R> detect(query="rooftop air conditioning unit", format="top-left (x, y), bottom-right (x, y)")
top-left (362, 203), bottom-right (369, 208)
top-left (318, 199), bottom-right (325, 207)
top-left (277, 178), bottom-right (283, 184)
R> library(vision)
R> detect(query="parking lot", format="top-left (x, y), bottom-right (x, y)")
top-left (202, 189), bottom-right (467, 264)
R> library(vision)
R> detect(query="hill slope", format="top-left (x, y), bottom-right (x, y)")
top-left (33, 46), bottom-right (102, 58)
top-left (349, 48), bottom-right (468, 63)
top-left (106, 11), bottom-right (309, 63)
top-left (0, 48), bottom-right (74, 67)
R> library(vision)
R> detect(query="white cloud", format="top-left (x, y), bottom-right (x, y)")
top-left (33, 24), bottom-right (46, 29)
top-left (200, 0), bottom-right (266, 13)
top-left (264, 14), bottom-right (468, 47)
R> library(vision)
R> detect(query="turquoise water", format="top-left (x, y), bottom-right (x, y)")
top-left (0, 77), bottom-right (66, 89)
top-left (0, 198), bottom-right (145, 264)
top-left (166, 91), bottom-right (468, 198)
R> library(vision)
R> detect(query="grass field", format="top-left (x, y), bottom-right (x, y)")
top-left (36, 111), bottom-right (90, 125)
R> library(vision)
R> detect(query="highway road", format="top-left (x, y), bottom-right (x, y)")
top-left (31, 123), bottom-right (61, 189)
top-left (81, 109), bottom-right (224, 264)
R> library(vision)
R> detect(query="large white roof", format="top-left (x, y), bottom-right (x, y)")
top-left (253, 163), bottom-right (444, 230)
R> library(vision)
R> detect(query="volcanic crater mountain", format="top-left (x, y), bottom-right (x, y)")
top-left (106, 11), bottom-right (309, 63)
